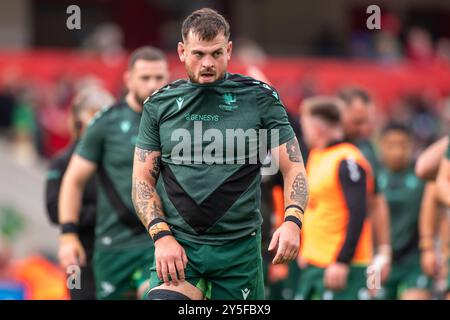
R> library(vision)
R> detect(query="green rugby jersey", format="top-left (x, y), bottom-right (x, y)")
top-left (377, 165), bottom-right (424, 262)
top-left (76, 100), bottom-right (150, 250)
top-left (136, 73), bottom-right (295, 245)
top-left (355, 139), bottom-right (380, 194)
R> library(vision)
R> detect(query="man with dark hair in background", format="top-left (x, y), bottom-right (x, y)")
top-left (297, 97), bottom-right (374, 300)
top-left (57, 46), bottom-right (170, 299)
top-left (46, 86), bottom-right (114, 299)
top-left (376, 123), bottom-right (432, 299)
top-left (338, 87), bottom-right (392, 285)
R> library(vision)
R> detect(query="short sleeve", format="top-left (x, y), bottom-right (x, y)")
top-left (136, 100), bottom-right (161, 151)
top-left (258, 89), bottom-right (295, 149)
top-left (75, 113), bottom-right (105, 163)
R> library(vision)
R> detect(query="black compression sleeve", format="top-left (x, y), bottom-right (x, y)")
top-left (336, 159), bottom-right (367, 264)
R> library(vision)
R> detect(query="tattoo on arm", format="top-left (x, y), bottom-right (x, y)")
top-left (286, 138), bottom-right (303, 163)
top-left (135, 148), bottom-right (152, 162)
top-left (132, 179), bottom-right (158, 228)
top-left (150, 156), bottom-right (161, 180)
top-left (290, 172), bottom-right (308, 210)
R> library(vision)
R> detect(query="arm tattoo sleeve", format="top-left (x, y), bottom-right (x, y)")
top-left (135, 147), bottom-right (152, 163)
top-left (132, 179), bottom-right (160, 228)
top-left (150, 156), bottom-right (161, 180)
top-left (290, 172), bottom-right (308, 211)
top-left (286, 138), bottom-right (304, 163)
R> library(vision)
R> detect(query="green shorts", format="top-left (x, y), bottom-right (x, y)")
top-left (376, 252), bottom-right (431, 300)
top-left (295, 264), bottom-right (370, 300)
top-left (93, 244), bottom-right (154, 300)
top-left (150, 229), bottom-right (265, 300)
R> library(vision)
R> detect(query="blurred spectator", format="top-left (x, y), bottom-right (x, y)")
top-left (82, 23), bottom-right (126, 66)
top-left (0, 207), bottom-right (69, 300)
top-left (406, 27), bottom-right (435, 64)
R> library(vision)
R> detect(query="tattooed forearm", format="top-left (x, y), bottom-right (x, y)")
top-left (149, 202), bottom-right (163, 221)
top-left (132, 179), bottom-right (157, 228)
top-left (290, 172), bottom-right (308, 210)
top-left (135, 147), bottom-right (153, 162)
top-left (150, 156), bottom-right (161, 180)
top-left (136, 181), bottom-right (153, 200)
top-left (286, 138), bottom-right (303, 163)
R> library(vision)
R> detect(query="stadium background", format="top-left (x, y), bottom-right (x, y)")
top-left (0, 0), bottom-right (449, 299)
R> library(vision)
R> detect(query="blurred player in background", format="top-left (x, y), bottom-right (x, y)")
top-left (45, 86), bottom-right (114, 299)
top-left (338, 88), bottom-right (392, 284)
top-left (419, 182), bottom-right (449, 299)
top-left (58, 46), bottom-right (169, 299)
top-left (435, 134), bottom-right (450, 299)
top-left (376, 123), bottom-right (431, 299)
top-left (296, 97), bottom-right (373, 300)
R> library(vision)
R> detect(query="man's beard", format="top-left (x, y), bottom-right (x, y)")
top-left (135, 92), bottom-right (150, 106)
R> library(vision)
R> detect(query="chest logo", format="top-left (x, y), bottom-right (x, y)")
top-left (120, 120), bottom-right (131, 133)
top-left (219, 93), bottom-right (239, 111)
top-left (176, 97), bottom-right (185, 110)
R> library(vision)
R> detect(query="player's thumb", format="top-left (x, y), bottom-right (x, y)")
top-left (268, 230), bottom-right (280, 252)
top-left (77, 245), bottom-right (87, 267)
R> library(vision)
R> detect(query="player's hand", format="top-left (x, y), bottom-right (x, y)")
top-left (421, 249), bottom-right (438, 277)
top-left (154, 235), bottom-right (188, 286)
top-left (268, 221), bottom-right (300, 264)
top-left (58, 233), bottom-right (86, 270)
top-left (324, 262), bottom-right (349, 291)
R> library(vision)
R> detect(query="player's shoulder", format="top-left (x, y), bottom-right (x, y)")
top-left (226, 73), bottom-right (281, 101)
top-left (86, 100), bottom-right (131, 131)
top-left (143, 79), bottom-right (190, 105)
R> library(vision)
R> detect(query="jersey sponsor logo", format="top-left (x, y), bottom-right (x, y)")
top-left (176, 97), bottom-right (185, 110)
top-left (241, 288), bottom-right (250, 300)
top-left (184, 112), bottom-right (219, 122)
top-left (219, 93), bottom-right (239, 111)
top-left (120, 120), bottom-right (131, 133)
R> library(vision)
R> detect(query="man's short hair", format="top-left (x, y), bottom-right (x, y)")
top-left (381, 122), bottom-right (412, 137)
top-left (128, 46), bottom-right (166, 70)
top-left (302, 97), bottom-right (342, 125)
top-left (181, 8), bottom-right (230, 42)
top-left (338, 87), bottom-right (372, 106)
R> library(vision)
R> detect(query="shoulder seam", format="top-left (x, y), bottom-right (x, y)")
top-left (227, 73), bottom-right (280, 101)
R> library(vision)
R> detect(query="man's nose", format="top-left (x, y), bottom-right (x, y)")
top-left (202, 55), bottom-right (215, 69)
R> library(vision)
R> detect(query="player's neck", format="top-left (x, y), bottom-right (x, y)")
top-left (125, 93), bottom-right (143, 113)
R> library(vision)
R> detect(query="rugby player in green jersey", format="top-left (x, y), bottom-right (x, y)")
top-left (132, 8), bottom-right (308, 300)
top-left (376, 123), bottom-right (431, 299)
top-left (58, 47), bottom-right (169, 299)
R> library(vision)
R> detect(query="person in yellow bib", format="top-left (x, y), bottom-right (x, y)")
top-left (296, 97), bottom-right (374, 300)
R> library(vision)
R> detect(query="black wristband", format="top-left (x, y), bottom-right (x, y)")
top-left (152, 230), bottom-right (173, 242)
top-left (284, 215), bottom-right (302, 229)
top-left (61, 222), bottom-right (78, 234)
top-left (147, 217), bottom-right (167, 233)
top-left (285, 204), bottom-right (304, 214)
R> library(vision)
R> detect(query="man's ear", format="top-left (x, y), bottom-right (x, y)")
top-left (227, 41), bottom-right (233, 61)
top-left (178, 42), bottom-right (186, 62)
top-left (123, 71), bottom-right (131, 89)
